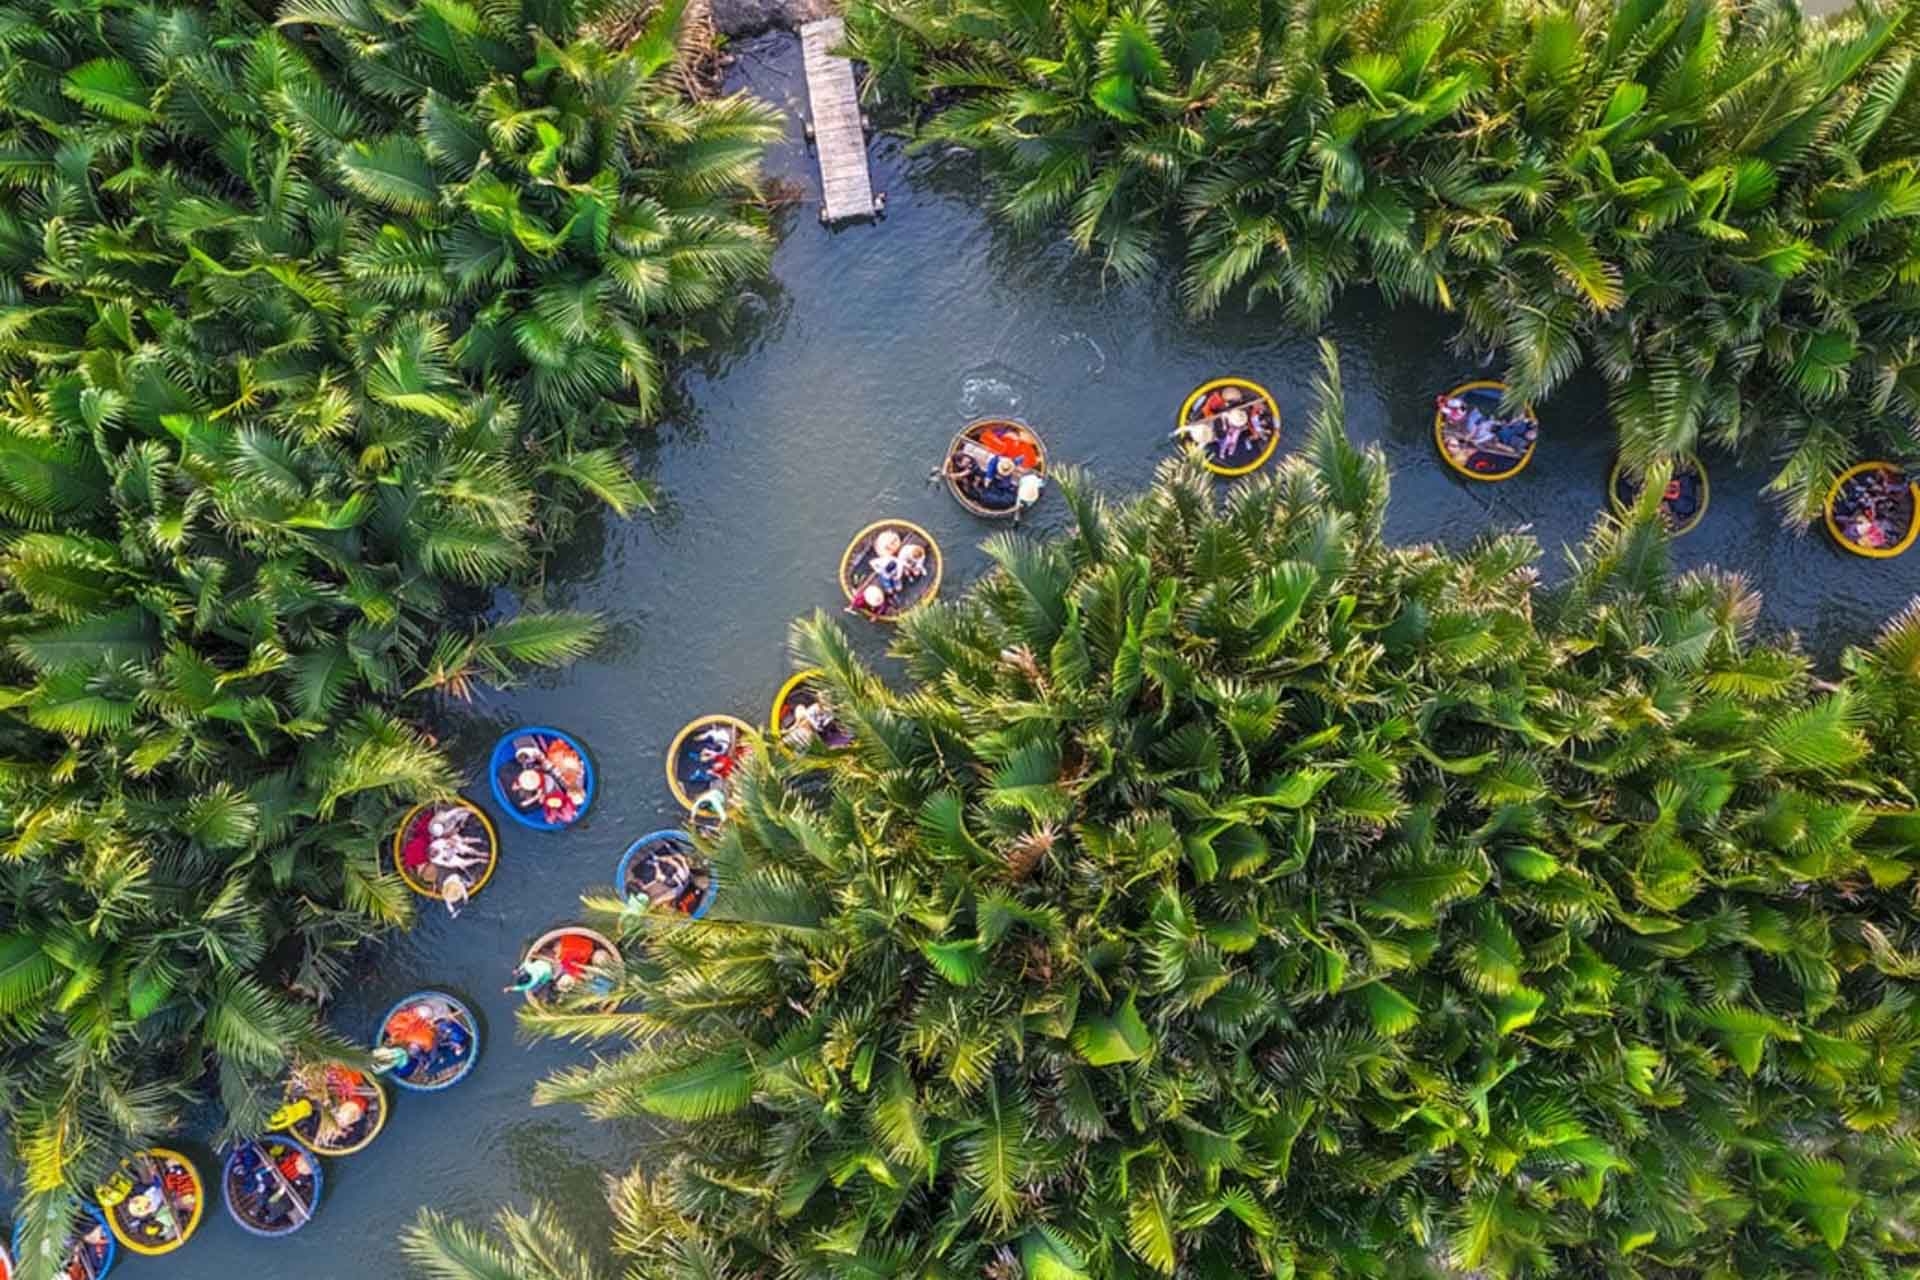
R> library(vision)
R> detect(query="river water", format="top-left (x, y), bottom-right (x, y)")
top-left (88, 31), bottom-right (1920, 1279)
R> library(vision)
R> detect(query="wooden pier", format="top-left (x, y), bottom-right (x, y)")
top-left (800, 17), bottom-right (880, 223)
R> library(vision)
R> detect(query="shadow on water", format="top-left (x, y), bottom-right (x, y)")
top-left (112, 29), bottom-right (1920, 1279)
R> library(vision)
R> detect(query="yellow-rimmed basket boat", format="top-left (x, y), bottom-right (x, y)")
top-left (392, 800), bottom-right (498, 904)
top-left (666, 714), bottom-right (753, 809)
top-left (1608, 453), bottom-right (1709, 536)
top-left (1434, 380), bottom-right (1537, 482)
top-left (1175, 378), bottom-right (1281, 477)
top-left (770, 669), bottom-right (854, 753)
top-left (1825, 461), bottom-right (1920, 559)
top-left (277, 1063), bottom-right (389, 1157)
top-left (839, 519), bottom-right (942, 623)
top-left (98, 1149), bottom-right (203, 1257)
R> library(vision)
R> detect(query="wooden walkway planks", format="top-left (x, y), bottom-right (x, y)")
top-left (800, 17), bottom-right (878, 223)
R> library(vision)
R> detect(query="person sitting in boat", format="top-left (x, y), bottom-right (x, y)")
top-left (1217, 407), bottom-right (1251, 459)
top-left (1491, 413), bottom-right (1535, 453)
top-left (691, 786), bottom-right (728, 825)
top-left (64, 1220), bottom-right (111, 1280)
top-left (118, 1180), bottom-right (183, 1247)
top-left (1015, 471), bottom-right (1045, 519)
top-left (232, 1144), bottom-right (313, 1226)
top-left (630, 845), bottom-right (697, 912)
top-left (982, 454), bottom-right (1020, 500)
top-left (1171, 418), bottom-right (1216, 452)
top-left (944, 450), bottom-right (983, 498)
top-left (440, 870), bottom-right (470, 918)
top-left (505, 956), bottom-right (556, 998)
top-left (1196, 385), bottom-right (1242, 420)
top-left (979, 424), bottom-right (1041, 470)
top-left (848, 581), bottom-right (890, 619)
top-left (1850, 509), bottom-right (1892, 549)
top-left (690, 744), bottom-right (738, 787)
top-left (900, 542), bottom-right (929, 583)
top-left (868, 529), bottom-right (905, 593)
top-left (785, 697), bottom-right (837, 748)
top-left (1663, 472), bottom-right (1700, 521)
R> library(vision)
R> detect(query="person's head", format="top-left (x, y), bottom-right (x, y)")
top-left (902, 542), bottom-right (926, 567)
top-left (516, 768), bottom-right (543, 794)
top-left (333, 1098), bottom-right (366, 1128)
top-left (1226, 408), bottom-right (1248, 429)
top-left (875, 529), bottom-right (903, 557)
top-left (591, 948), bottom-right (612, 968)
top-left (515, 745), bottom-right (542, 766)
top-left (126, 1188), bottom-right (162, 1218)
top-left (862, 583), bottom-right (885, 610)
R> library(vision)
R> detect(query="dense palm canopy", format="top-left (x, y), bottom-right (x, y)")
top-left (494, 345), bottom-right (1920, 1277)
top-left (844, 0), bottom-right (1920, 516)
top-left (0, 0), bottom-right (777, 1226)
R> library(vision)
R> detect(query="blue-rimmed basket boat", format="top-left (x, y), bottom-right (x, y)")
top-left (665, 715), bottom-right (753, 810)
top-left (1176, 378), bottom-right (1282, 477)
top-left (221, 1138), bottom-right (320, 1239)
top-left (617, 830), bottom-right (717, 918)
top-left (374, 990), bottom-right (480, 1092)
top-left (488, 727), bottom-right (594, 830)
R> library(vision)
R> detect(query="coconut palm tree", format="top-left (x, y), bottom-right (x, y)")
top-left (276, 0), bottom-right (783, 515)
top-left (504, 342), bottom-right (1920, 1276)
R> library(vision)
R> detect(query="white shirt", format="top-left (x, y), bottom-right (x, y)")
top-left (1017, 473), bottom-right (1045, 505)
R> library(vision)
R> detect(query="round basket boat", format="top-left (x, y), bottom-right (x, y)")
top-left (97, 1148), bottom-right (202, 1258)
top-left (666, 714), bottom-right (753, 810)
top-left (488, 726), bottom-right (594, 830)
top-left (516, 927), bottom-right (625, 1004)
top-left (942, 419), bottom-right (1048, 518)
top-left (770, 669), bottom-right (854, 753)
top-left (279, 1063), bottom-right (390, 1156)
top-left (221, 1137), bottom-right (320, 1240)
top-left (617, 830), bottom-right (717, 919)
top-left (1434, 380), bottom-right (1538, 481)
top-left (1609, 453), bottom-right (1709, 536)
top-left (392, 799), bottom-right (498, 906)
top-left (1175, 378), bottom-right (1282, 477)
top-left (374, 990), bottom-right (480, 1092)
top-left (1824, 461), bottom-right (1920, 559)
top-left (11, 1201), bottom-right (114, 1279)
top-left (839, 519), bottom-right (943, 623)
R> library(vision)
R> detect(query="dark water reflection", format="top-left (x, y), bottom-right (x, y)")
top-left (112, 31), bottom-right (1920, 1278)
